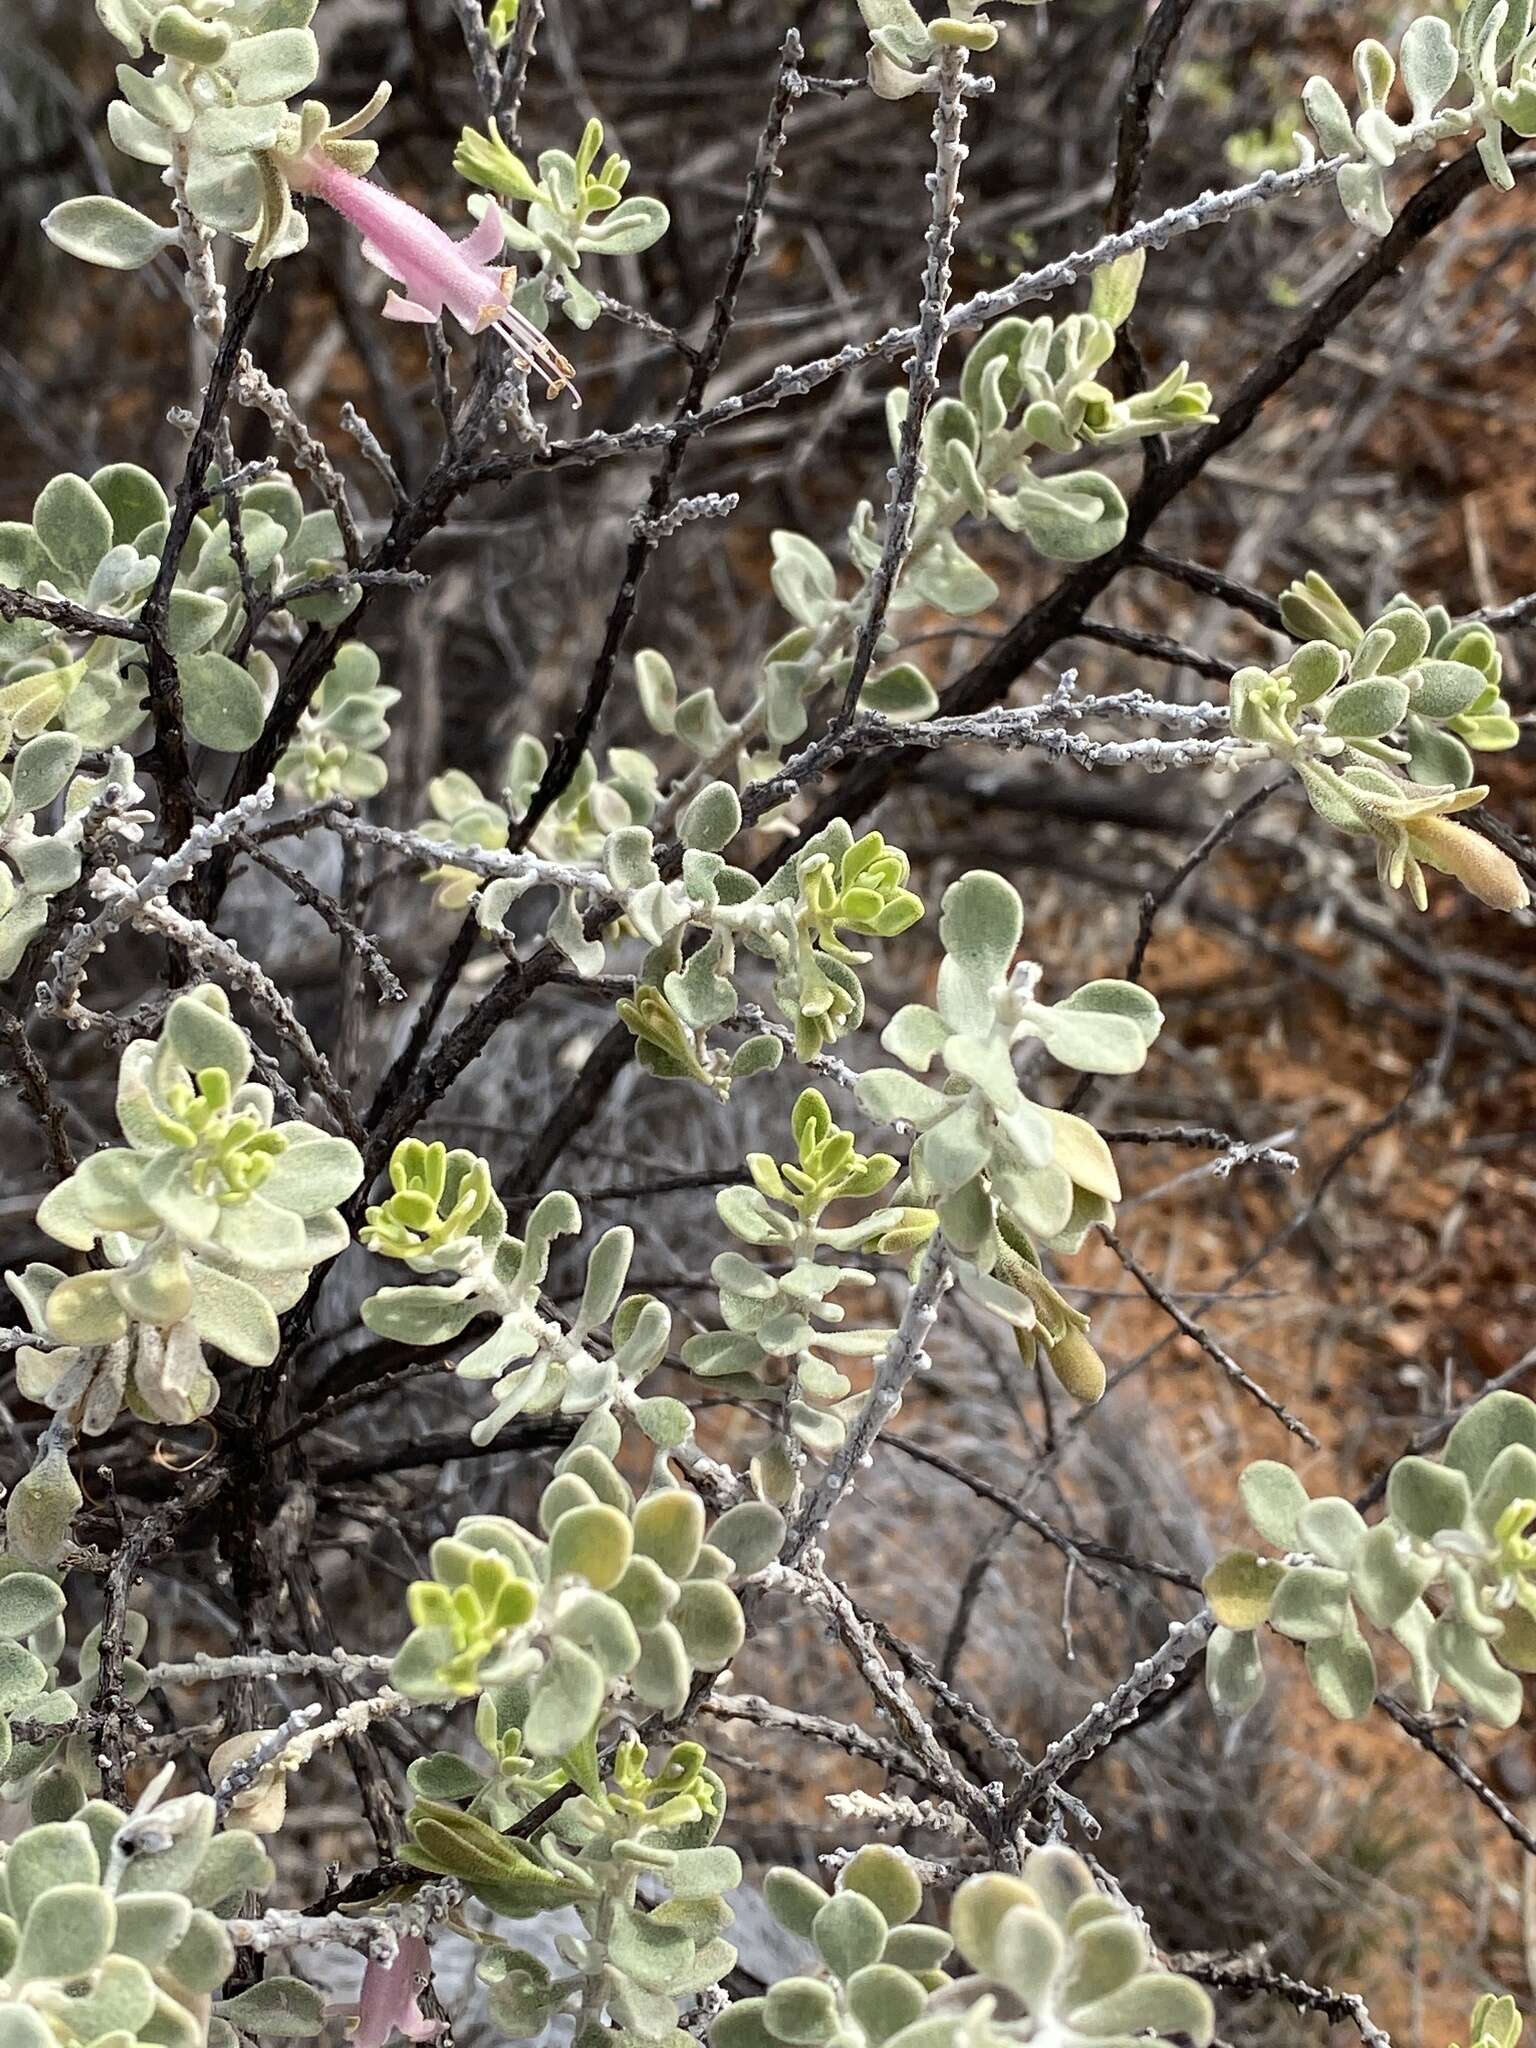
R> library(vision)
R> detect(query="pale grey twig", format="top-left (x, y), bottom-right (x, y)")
top-left (742, 680), bottom-right (1237, 824)
top-left (766, 1555), bottom-right (996, 1829)
top-left (725, 1005), bottom-right (862, 1093)
top-left (1467, 587), bottom-right (1536, 631)
top-left (700, 1690), bottom-right (929, 1782)
top-left (827, 1788), bottom-right (977, 1837)
top-left (1002, 1609), bottom-right (1216, 1825)
top-left (460, 158), bottom-right (1349, 491)
top-left (218, 1690), bottom-right (418, 1831)
top-left (1114, 1126), bottom-right (1301, 1212)
top-left (214, 1704), bottom-right (322, 1817)
top-left (231, 835), bottom-right (406, 1003)
top-left (209, 456), bottom-right (281, 498)
top-left (631, 492), bottom-right (740, 542)
top-left (235, 355), bottom-right (363, 566)
top-left (786, 1233), bottom-right (950, 1565)
top-left (227, 1907), bottom-right (401, 1963)
top-left (277, 568), bottom-right (429, 605)
top-left (1174, 1954), bottom-right (1393, 2048)
top-left (1099, 1124), bottom-right (1301, 1174)
top-left (149, 1647), bottom-right (395, 1686)
top-left (227, 1880), bottom-right (459, 1961)
top-left (836, 44), bottom-right (970, 726)
top-left (41, 785), bottom-right (276, 1019)
top-left (340, 400), bottom-right (409, 513)
top-left (326, 814), bottom-right (605, 896)
top-left (500, 0), bottom-right (544, 153)
top-left (246, 796), bottom-right (353, 845)
top-left (596, 292), bottom-right (699, 360)
top-left (447, 0), bottom-right (501, 113)
top-left (820, 1845), bottom-right (990, 1889)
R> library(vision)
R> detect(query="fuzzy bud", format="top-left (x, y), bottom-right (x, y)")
top-left (6, 1438), bottom-right (82, 1566)
top-left (1043, 1325), bottom-right (1108, 1404)
top-left (1411, 816), bottom-right (1530, 912)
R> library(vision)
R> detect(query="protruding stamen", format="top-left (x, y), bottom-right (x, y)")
top-left (492, 307), bottom-right (581, 406)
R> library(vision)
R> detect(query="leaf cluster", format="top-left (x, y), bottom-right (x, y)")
top-left (1, 465), bottom-right (369, 766)
top-left (12, 987), bottom-right (362, 1429)
top-left (390, 1421), bottom-right (781, 1717)
top-left (1206, 1391), bottom-right (1536, 1726)
top-left (1229, 577), bottom-right (1527, 911)
top-left (454, 116), bottom-right (671, 331)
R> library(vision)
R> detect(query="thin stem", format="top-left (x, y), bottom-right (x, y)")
top-left (834, 45), bottom-right (970, 727)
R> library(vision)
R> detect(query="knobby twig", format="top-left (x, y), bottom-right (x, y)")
top-left (140, 265), bottom-right (270, 854)
top-left (1175, 1954), bottom-right (1393, 2048)
top-left (1002, 1610), bottom-right (1216, 1828)
top-left (834, 45), bottom-right (970, 726)
top-left (785, 1233), bottom-right (951, 1566)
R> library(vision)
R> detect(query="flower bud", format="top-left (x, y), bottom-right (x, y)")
top-left (7, 1439), bottom-right (82, 1566)
top-left (1043, 1325), bottom-right (1108, 1404)
top-left (1411, 815), bottom-right (1529, 912)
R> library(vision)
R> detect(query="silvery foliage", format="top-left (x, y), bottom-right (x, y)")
top-left (274, 642), bottom-right (398, 801)
top-left (682, 1088), bottom-right (933, 1497)
top-left (717, 1848), bottom-right (946, 2048)
top-left (407, 1734), bottom-right (742, 2047)
top-left (479, 813), bottom-right (922, 1084)
top-left (856, 871), bottom-right (1160, 1401)
top-left (418, 733), bottom-right (658, 911)
top-left (1301, 0), bottom-right (1536, 233)
top-left (855, 0), bottom-right (1045, 99)
top-left (9, 986), bottom-right (363, 1431)
top-left (639, 264), bottom-right (1213, 788)
top-left (0, 1571), bottom-right (71, 1797)
top-left (723, 1847), bottom-right (951, 2048)
top-left (929, 1855), bottom-right (1215, 2048)
top-left (1205, 1391), bottom-right (1536, 1729)
top-left (46, 0), bottom-right (387, 269)
top-left (395, 1428), bottom-right (774, 2043)
top-left (1229, 576), bottom-right (1528, 912)
top-left (718, 1847), bottom-right (1213, 2048)
top-left (2, 1437), bottom-right (85, 1578)
top-left (1456, 1996), bottom-right (1525, 2048)
top-left (391, 1421), bottom-right (780, 1720)
top-left (0, 1600), bottom-right (146, 1811)
top-left (0, 464), bottom-right (369, 765)
top-left (389, 1437), bottom-right (780, 2045)
top-left (5, 0), bottom-right (1531, 2035)
top-left (359, 1141), bottom-right (674, 1446)
top-left (0, 723), bottom-right (145, 981)
top-left (0, 1760), bottom-right (314, 2048)
top-left (633, 528), bottom-right (941, 781)
top-left (454, 114), bottom-right (672, 332)
top-left (862, 266), bottom-right (1211, 576)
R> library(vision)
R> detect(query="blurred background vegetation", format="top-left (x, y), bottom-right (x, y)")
top-left (2, 2), bottom-right (1535, 2039)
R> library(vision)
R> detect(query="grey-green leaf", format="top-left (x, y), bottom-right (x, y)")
top-left (43, 197), bottom-right (176, 271)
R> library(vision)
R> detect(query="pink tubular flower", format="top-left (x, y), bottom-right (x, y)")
top-left (335, 1934), bottom-right (444, 2048)
top-left (291, 157), bottom-right (579, 405)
